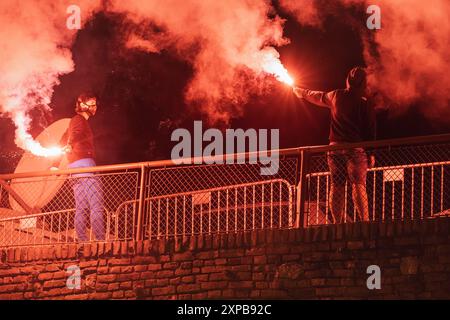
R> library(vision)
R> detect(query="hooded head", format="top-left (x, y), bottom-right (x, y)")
top-left (346, 67), bottom-right (367, 95)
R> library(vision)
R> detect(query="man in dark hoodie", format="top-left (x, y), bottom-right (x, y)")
top-left (293, 67), bottom-right (376, 223)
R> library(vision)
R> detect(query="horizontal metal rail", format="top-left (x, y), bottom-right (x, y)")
top-left (1, 133), bottom-right (449, 180)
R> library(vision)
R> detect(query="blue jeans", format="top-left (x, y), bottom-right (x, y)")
top-left (69, 158), bottom-right (105, 241)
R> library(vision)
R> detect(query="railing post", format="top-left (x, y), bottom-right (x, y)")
top-left (296, 149), bottom-right (310, 228)
top-left (136, 164), bottom-right (146, 241)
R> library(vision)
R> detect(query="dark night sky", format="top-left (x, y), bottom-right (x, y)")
top-left (0, 7), bottom-right (448, 173)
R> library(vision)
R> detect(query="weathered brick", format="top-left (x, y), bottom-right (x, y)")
top-left (109, 258), bottom-right (131, 266)
top-left (245, 248), bottom-right (266, 256)
top-left (193, 260), bottom-right (204, 267)
top-left (201, 281), bottom-right (227, 290)
top-left (156, 270), bottom-right (174, 278)
top-left (121, 266), bottom-right (133, 273)
top-left (53, 271), bottom-right (68, 280)
top-left (347, 241), bottom-right (364, 250)
top-left (140, 271), bottom-right (155, 280)
top-left (180, 262), bottom-right (193, 269)
top-left (201, 266), bottom-right (217, 273)
top-left (0, 284), bottom-right (17, 293)
top-left (156, 278), bottom-right (169, 286)
top-left (181, 276), bottom-right (195, 284)
top-left (147, 264), bottom-right (162, 271)
top-left (253, 256), bottom-right (267, 265)
top-left (207, 290), bottom-right (222, 299)
top-left (192, 292), bottom-right (208, 299)
top-left (0, 293), bottom-right (25, 299)
top-left (230, 265), bottom-right (251, 272)
top-left (177, 284), bottom-right (201, 293)
top-left (43, 280), bottom-right (66, 289)
top-left (219, 249), bottom-right (245, 258)
top-left (119, 281), bottom-right (132, 289)
top-left (107, 283), bottom-right (120, 291)
top-left (65, 294), bottom-right (89, 300)
top-left (260, 289), bottom-right (288, 299)
top-left (37, 273), bottom-right (53, 281)
top-left (95, 283), bottom-right (109, 292)
top-left (124, 290), bottom-right (136, 298)
top-left (282, 254), bottom-right (300, 262)
top-left (134, 265), bottom-right (147, 272)
top-left (195, 274), bottom-right (209, 282)
top-left (209, 273), bottom-right (226, 281)
top-left (112, 291), bottom-right (124, 299)
top-left (173, 252), bottom-right (194, 261)
top-left (163, 262), bottom-right (179, 270)
top-left (90, 292), bottom-right (112, 299)
top-left (79, 261), bottom-right (97, 269)
top-left (229, 281), bottom-right (253, 289)
top-left (152, 286), bottom-right (176, 296)
top-left (266, 247), bottom-right (290, 255)
top-left (97, 275), bottom-right (117, 283)
top-left (117, 273), bottom-right (139, 282)
top-left (196, 251), bottom-right (218, 260)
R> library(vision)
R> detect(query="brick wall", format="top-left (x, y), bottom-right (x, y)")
top-left (1, 217), bottom-right (450, 299)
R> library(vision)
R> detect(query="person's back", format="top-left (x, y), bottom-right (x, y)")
top-left (330, 88), bottom-right (375, 144)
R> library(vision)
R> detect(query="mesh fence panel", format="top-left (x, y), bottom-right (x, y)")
top-left (142, 158), bottom-right (298, 239)
top-left (147, 158), bottom-right (298, 197)
top-left (0, 171), bottom-right (139, 247)
top-left (305, 142), bottom-right (450, 226)
top-left (142, 179), bottom-right (294, 240)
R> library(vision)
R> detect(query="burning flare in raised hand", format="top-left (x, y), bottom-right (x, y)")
top-left (261, 50), bottom-right (294, 86)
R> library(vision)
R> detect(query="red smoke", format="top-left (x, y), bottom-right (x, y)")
top-left (110, 0), bottom-right (291, 124)
top-left (280, 0), bottom-right (450, 117)
top-left (0, 0), bottom-right (101, 155)
top-left (366, 0), bottom-right (450, 117)
top-left (279, 0), bottom-right (323, 27)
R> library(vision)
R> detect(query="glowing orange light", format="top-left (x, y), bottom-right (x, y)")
top-left (261, 52), bottom-right (294, 87)
top-left (13, 112), bottom-right (64, 157)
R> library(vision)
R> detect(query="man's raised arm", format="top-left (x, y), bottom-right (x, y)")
top-left (293, 87), bottom-right (335, 109)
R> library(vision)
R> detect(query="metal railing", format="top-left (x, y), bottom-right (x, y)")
top-left (303, 136), bottom-right (450, 226)
top-left (142, 179), bottom-right (294, 240)
top-left (305, 161), bottom-right (450, 226)
top-left (0, 171), bottom-right (139, 246)
top-left (0, 133), bottom-right (449, 247)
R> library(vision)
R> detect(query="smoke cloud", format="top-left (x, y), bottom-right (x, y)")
top-left (279, 0), bottom-right (324, 27)
top-left (109, 0), bottom-right (290, 124)
top-left (0, 0), bottom-right (101, 154)
top-left (366, 0), bottom-right (450, 116)
top-left (280, 0), bottom-right (450, 117)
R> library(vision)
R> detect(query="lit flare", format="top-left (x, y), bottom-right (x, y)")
top-left (262, 53), bottom-right (294, 86)
top-left (13, 111), bottom-right (64, 157)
